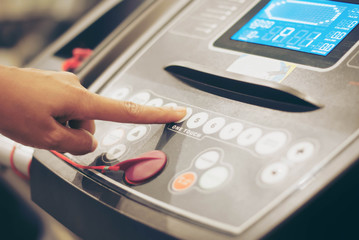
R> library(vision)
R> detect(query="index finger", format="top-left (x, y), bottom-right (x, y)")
top-left (82, 93), bottom-right (187, 124)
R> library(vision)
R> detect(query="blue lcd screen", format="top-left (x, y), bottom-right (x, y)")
top-left (231, 0), bottom-right (359, 56)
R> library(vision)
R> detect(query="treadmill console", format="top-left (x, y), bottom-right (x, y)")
top-left (31, 0), bottom-right (359, 239)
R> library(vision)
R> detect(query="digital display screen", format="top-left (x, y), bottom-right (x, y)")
top-left (230, 0), bottom-right (359, 56)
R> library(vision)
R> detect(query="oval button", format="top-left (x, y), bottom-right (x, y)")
top-left (163, 102), bottom-right (178, 108)
top-left (187, 112), bottom-right (209, 129)
top-left (129, 92), bottom-right (151, 105)
top-left (195, 150), bottom-right (220, 170)
top-left (255, 131), bottom-right (287, 155)
top-left (110, 87), bottom-right (130, 100)
top-left (146, 98), bottom-right (164, 107)
top-left (101, 128), bottom-right (125, 146)
top-left (237, 127), bottom-right (263, 146)
top-left (127, 126), bottom-right (148, 142)
top-left (219, 122), bottom-right (243, 140)
top-left (202, 117), bottom-right (226, 134)
top-left (199, 166), bottom-right (229, 190)
top-left (105, 144), bottom-right (127, 161)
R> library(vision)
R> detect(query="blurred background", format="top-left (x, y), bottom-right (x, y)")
top-left (0, 0), bottom-right (100, 66)
top-left (0, 1), bottom-right (101, 239)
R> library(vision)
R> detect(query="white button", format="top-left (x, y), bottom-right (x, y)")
top-left (163, 102), bottom-right (178, 108)
top-left (260, 162), bottom-right (289, 184)
top-left (129, 92), bottom-right (151, 105)
top-left (202, 117), bottom-right (226, 134)
top-left (175, 107), bottom-right (193, 123)
top-left (127, 126), bottom-right (148, 141)
top-left (105, 144), bottom-right (127, 161)
top-left (287, 141), bottom-right (315, 163)
top-left (146, 98), bottom-right (164, 107)
top-left (255, 131), bottom-right (287, 155)
top-left (219, 122), bottom-right (243, 140)
top-left (186, 112), bottom-right (209, 129)
top-left (110, 87), bottom-right (130, 100)
top-left (195, 150), bottom-right (220, 170)
top-left (199, 166), bottom-right (229, 190)
top-left (101, 128), bottom-right (125, 146)
top-left (237, 127), bottom-right (262, 146)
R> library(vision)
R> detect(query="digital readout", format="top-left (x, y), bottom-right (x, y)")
top-left (231, 0), bottom-right (359, 56)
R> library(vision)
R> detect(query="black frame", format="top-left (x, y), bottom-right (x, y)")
top-left (214, 0), bottom-right (359, 68)
top-left (55, 0), bottom-right (146, 59)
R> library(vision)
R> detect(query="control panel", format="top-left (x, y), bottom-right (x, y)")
top-left (31, 0), bottom-right (359, 239)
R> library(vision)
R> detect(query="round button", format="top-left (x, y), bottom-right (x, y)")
top-left (105, 144), bottom-right (127, 161)
top-left (172, 172), bottom-right (197, 191)
top-left (129, 92), bottom-right (151, 105)
top-left (127, 126), bottom-right (148, 142)
top-left (255, 131), bottom-right (287, 155)
top-left (237, 127), bottom-right (262, 146)
top-left (199, 166), bottom-right (229, 190)
top-left (146, 98), bottom-right (164, 107)
top-left (195, 150), bottom-right (220, 170)
top-left (186, 112), bottom-right (209, 129)
top-left (202, 117), bottom-right (226, 134)
top-left (101, 128), bottom-right (125, 146)
top-left (219, 122), bottom-right (243, 140)
top-left (287, 141), bottom-right (315, 163)
top-left (175, 107), bottom-right (193, 123)
top-left (260, 162), bottom-right (289, 184)
top-left (110, 87), bottom-right (130, 100)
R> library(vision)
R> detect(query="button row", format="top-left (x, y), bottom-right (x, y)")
top-left (111, 89), bottom-right (289, 156)
top-left (177, 108), bottom-right (288, 156)
top-left (111, 89), bottom-right (180, 108)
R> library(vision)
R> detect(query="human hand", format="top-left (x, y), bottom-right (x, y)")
top-left (0, 65), bottom-right (186, 155)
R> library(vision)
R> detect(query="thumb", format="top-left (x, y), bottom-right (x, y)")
top-left (48, 125), bottom-right (98, 155)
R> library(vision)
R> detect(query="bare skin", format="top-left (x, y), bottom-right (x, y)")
top-left (0, 65), bottom-right (186, 155)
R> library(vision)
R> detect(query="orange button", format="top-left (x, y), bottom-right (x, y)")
top-left (172, 172), bottom-right (196, 191)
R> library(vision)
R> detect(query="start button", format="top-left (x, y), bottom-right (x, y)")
top-left (172, 172), bottom-right (197, 191)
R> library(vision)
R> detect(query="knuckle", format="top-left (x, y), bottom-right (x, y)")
top-left (123, 101), bottom-right (143, 119)
top-left (73, 87), bottom-right (90, 100)
top-left (62, 71), bottom-right (80, 82)
top-left (66, 86), bottom-right (91, 109)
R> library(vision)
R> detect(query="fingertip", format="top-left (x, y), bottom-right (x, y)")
top-left (55, 128), bottom-right (97, 155)
top-left (162, 106), bottom-right (187, 122)
top-left (91, 138), bottom-right (98, 152)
